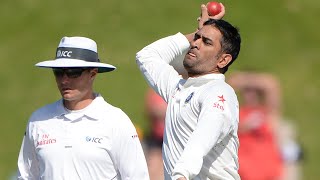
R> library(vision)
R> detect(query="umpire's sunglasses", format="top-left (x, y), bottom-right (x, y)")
top-left (52, 68), bottom-right (90, 78)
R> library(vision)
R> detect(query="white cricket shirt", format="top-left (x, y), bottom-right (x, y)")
top-left (136, 33), bottom-right (240, 180)
top-left (17, 94), bottom-right (149, 180)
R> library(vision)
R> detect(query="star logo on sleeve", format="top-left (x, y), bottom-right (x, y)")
top-left (218, 95), bottom-right (226, 103)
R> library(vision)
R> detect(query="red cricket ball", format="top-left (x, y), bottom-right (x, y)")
top-left (206, 1), bottom-right (222, 16)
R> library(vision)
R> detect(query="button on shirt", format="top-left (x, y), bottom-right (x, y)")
top-left (136, 33), bottom-right (240, 180)
top-left (17, 94), bottom-right (149, 180)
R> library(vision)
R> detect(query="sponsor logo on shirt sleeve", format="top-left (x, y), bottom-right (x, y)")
top-left (213, 95), bottom-right (226, 111)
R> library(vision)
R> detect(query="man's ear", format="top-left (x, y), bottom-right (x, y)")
top-left (217, 54), bottom-right (232, 68)
top-left (90, 68), bottom-right (98, 79)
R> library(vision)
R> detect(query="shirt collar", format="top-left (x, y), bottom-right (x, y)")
top-left (54, 93), bottom-right (105, 121)
top-left (182, 73), bottom-right (225, 88)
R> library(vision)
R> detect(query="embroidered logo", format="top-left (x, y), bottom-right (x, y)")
top-left (185, 92), bottom-right (194, 104)
top-left (213, 95), bottom-right (226, 111)
top-left (86, 136), bottom-right (102, 144)
top-left (218, 95), bottom-right (226, 104)
top-left (37, 134), bottom-right (57, 146)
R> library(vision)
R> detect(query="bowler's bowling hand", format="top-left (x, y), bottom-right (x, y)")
top-left (197, 3), bottom-right (225, 30)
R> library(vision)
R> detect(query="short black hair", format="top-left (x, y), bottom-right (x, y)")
top-left (203, 19), bottom-right (241, 73)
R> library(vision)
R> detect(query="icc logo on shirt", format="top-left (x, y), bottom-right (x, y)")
top-left (86, 136), bottom-right (102, 143)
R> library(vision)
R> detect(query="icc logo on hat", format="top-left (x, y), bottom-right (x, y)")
top-left (56, 49), bottom-right (72, 58)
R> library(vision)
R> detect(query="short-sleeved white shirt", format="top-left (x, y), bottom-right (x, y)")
top-left (17, 94), bottom-right (149, 180)
top-left (136, 33), bottom-right (240, 180)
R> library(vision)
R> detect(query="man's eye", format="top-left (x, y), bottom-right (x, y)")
top-left (204, 41), bottom-right (211, 45)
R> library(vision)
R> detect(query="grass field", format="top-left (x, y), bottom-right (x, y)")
top-left (0, 0), bottom-right (319, 179)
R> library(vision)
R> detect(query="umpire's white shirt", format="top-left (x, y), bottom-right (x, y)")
top-left (136, 33), bottom-right (240, 180)
top-left (17, 94), bottom-right (149, 180)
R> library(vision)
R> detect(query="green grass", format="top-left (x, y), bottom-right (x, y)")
top-left (0, 0), bottom-right (319, 179)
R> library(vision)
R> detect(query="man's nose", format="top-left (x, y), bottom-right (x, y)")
top-left (59, 73), bottom-right (71, 83)
top-left (190, 39), bottom-right (200, 49)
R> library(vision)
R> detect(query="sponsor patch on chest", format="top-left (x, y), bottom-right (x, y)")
top-left (37, 134), bottom-right (57, 146)
top-left (85, 136), bottom-right (103, 144)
